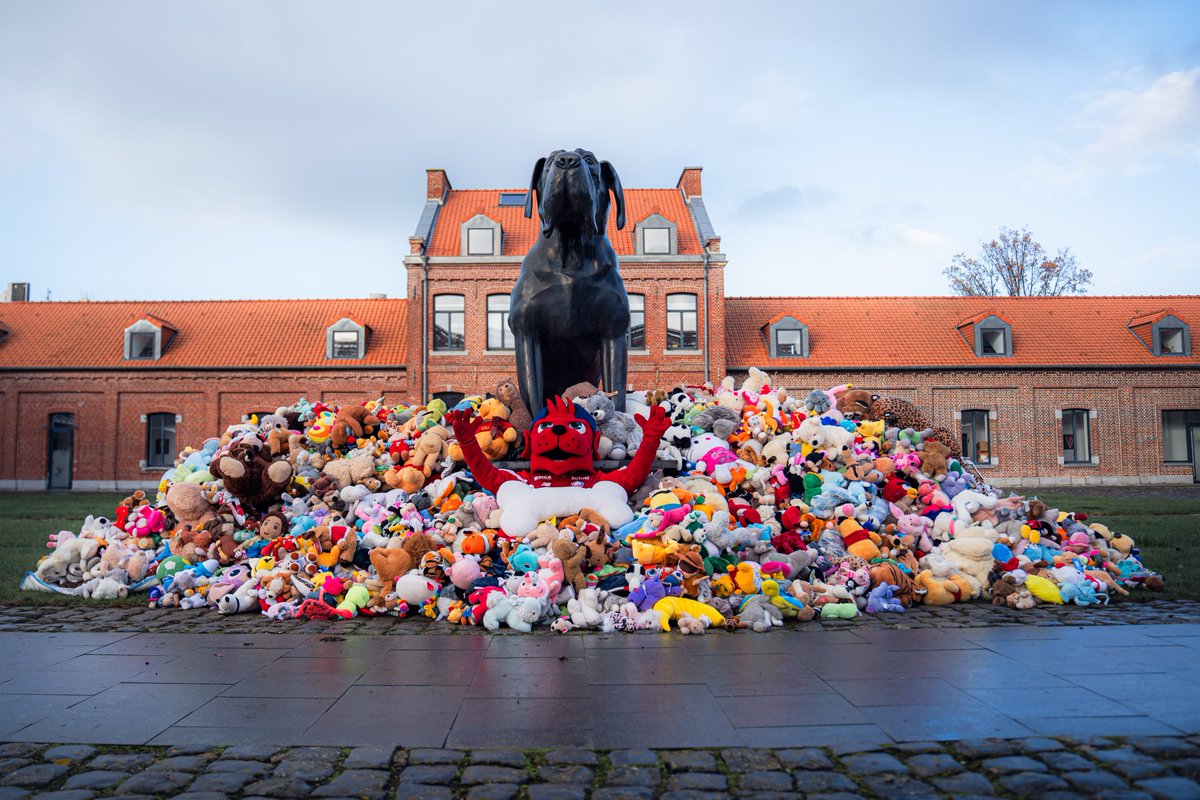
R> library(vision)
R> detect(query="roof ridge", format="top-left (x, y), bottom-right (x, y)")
top-left (1, 297), bottom-right (409, 305)
top-left (726, 294), bottom-right (1200, 300)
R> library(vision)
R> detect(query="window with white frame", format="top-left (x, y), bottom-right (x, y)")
top-left (643, 228), bottom-right (670, 255)
top-left (467, 228), bottom-right (495, 256)
top-left (961, 409), bottom-right (991, 465)
top-left (627, 294), bottom-right (645, 349)
top-left (666, 293), bottom-right (698, 350)
top-left (146, 413), bottom-right (177, 468)
top-left (1062, 409), bottom-right (1091, 464)
top-left (433, 295), bottom-right (465, 351)
top-left (124, 320), bottom-right (160, 360)
top-left (487, 294), bottom-right (514, 350)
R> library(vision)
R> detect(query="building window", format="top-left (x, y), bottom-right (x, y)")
top-left (666, 293), bottom-right (698, 350)
top-left (433, 295), bottom-right (465, 351)
top-left (973, 316), bottom-right (1011, 357)
top-left (325, 317), bottom-right (366, 359)
top-left (129, 332), bottom-right (156, 359)
top-left (498, 192), bottom-right (526, 206)
top-left (961, 410), bottom-right (991, 465)
top-left (146, 413), bottom-right (177, 468)
top-left (1159, 326), bottom-right (1186, 355)
top-left (1163, 410), bottom-right (1200, 463)
top-left (774, 328), bottom-right (802, 355)
top-left (124, 319), bottom-right (162, 360)
top-left (627, 294), bottom-right (645, 349)
top-left (331, 330), bottom-right (361, 359)
top-left (487, 294), bottom-right (514, 350)
top-left (766, 315), bottom-right (808, 358)
top-left (643, 228), bottom-right (670, 255)
top-left (467, 228), bottom-right (495, 256)
top-left (1062, 409), bottom-right (1091, 464)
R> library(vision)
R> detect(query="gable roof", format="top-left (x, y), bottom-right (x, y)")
top-left (425, 188), bottom-right (704, 257)
top-left (0, 299), bottom-right (407, 369)
top-left (726, 295), bottom-right (1200, 369)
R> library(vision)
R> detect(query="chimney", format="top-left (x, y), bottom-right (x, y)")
top-left (677, 167), bottom-right (702, 199)
top-left (4, 283), bottom-right (30, 302)
top-left (426, 168), bottom-right (451, 202)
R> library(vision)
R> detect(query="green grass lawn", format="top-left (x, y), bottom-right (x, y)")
top-left (0, 490), bottom-right (1196, 605)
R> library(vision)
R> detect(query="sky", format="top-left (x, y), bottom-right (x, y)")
top-left (1, 1), bottom-right (1199, 301)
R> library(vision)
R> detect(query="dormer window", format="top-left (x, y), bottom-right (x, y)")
top-left (974, 315), bottom-right (1012, 357)
top-left (0, 320), bottom-right (9, 344)
top-left (634, 213), bottom-right (677, 255)
top-left (461, 214), bottom-right (501, 256)
top-left (498, 192), bottom-right (526, 206)
top-left (765, 314), bottom-right (809, 358)
top-left (326, 317), bottom-right (367, 359)
top-left (1153, 316), bottom-right (1190, 356)
top-left (124, 318), bottom-right (168, 361)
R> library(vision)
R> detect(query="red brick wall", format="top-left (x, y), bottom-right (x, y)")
top-left (0, 369), bottom-right (407, 489)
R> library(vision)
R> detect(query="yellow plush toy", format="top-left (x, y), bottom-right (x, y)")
top-left (1024, 574), bottom-right (1063, 604)
top-left (653, 597), bottom-right (726, 631)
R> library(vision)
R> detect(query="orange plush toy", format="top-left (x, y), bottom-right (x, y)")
top-left (836, 507), bottom-right (882, 560)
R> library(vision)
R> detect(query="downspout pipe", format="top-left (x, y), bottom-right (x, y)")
top-left (421, 252), bottom-right (429, 401)
top-left (702, 248), bottom-right (711, 384)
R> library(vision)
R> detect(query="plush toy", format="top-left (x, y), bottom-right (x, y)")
top-left (321, 450), bottom-right (376, 489)
top-left (578, 392), bottom-right (643, 460)
top-left (865, 583), bottom-right (905, 613)
top-left (330, 406), bottom-right (381, 450)
top-left (410, 425), bottom-right (452, 477)
top-left (1023, 573), bottom-right (1064, 604)
top-left (919, 441), bottom-right (951, 480)
top-left (549, 538), bottom-right (587, 594)
top-left (496, 379), bottom-right (533, 434)
top-left (210, 437), bottom-right (293, 513)
top-left (446, 397), bottom-right (669, 538)
top-left (652, 596), bottom-right (725, 632)
top-left (737, 594), bottom-right (784, 631)
top-left (818, 602), bottom-right (859, 619)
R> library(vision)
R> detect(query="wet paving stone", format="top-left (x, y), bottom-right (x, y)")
top-left (536, 765), bottom-right (593, 784)
top-left (468, 751), bottom-right (527, 768)
top-left (392, 785), bottom-right (453, 800)
top-left (408, 749), bottom-right (465, 766)
top-left (662, 751), bottom-right (717, 772)
top-left (460, 766), bottom-right (529, 786)
top-left (792, 770), bottom-right (858, 793)
top-left (343, 746), bottom-right (397, 770)
top-left (0, 745), bottom-right (41, 759)
top-left (841, 752), bottom-right (908, 774)
top-left (999, 771), bottom-right (1071, 794)
top-left (0, 762), bottom-right (31, 775)
top-left (590, 790), bottom-right (656, 800)
top-left (721, 748), bottom-right (780, 772)
top-left (607, 766), bottom-right (660, 787)
top-left (190, 771), bottom-right (255, 793)
top-left (526, 785), bottom-right (587, 800)
top-left (543, 750), bottom-right (597, 766)
top-left (398, 765), bottom-right (459, 785)
top-left (0, 765), bottom-right (69, 788)
top-left (120, 770), bottom-right (195, 795)
top-left (607, 751), bottom-right (658, 767)
top-left (860, 774), bottom-right (938, 798)
top-left (206, 759), bottom-right (272, 777)
top-left (241, 776), bottom-right (313, 798)
top-left (1065, 770), bottom-right (1131, 792)
top-left (310, 769), bottom-right (390, 799)
top-left (222, 745), bottom-right (283, 761)
top-left (464, 785), bottom-right (520, 800)
top-left (40, 747), bottom-right (95, 765)
top-left (933, 771), bottom-right (996, 795)
top-left (272, 760), bottom-right (335, 782)
top-left (906, 753), bottom-right (963, 777)
top-left (776, 748), bottom-right (833, 771)
top-left (61, 771), bottom-right (127, 791)
top-left (1137, 776), bottom-right (1200, 799)
top-left (146, 754), bottom-right (214, 772)
top-left (738, 770), bottom-right (793, 792)
top-left (955, 738), bottom-right (1030, 759)
top-left (667, 772), bottom-right (726, 791)
top-left (26, 792), bottom-right (93, 800)
top-left (982, 755), bottom-right (1048, 774)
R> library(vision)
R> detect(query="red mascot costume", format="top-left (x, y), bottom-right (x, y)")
top-left (447, 397), bottom-right (669, 538)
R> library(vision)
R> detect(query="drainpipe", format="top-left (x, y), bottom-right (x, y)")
top-left (421, 252), bottom-right (429, 401)
top-left (702, 248), bottom-right (711, 384)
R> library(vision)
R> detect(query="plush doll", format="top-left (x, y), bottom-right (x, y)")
top-left (330, 406), bottom-right (381, 450)
top-left (653, 596), bottom-right (725, 632)
top-left (446, 397), bottom-right (669, 538)
top-left (578, 392), bottom-right (643, 461)
top-left (210, 437), bottom-right (294, 513)
top-left (687, 433), bottom-right (755, 486)
top-left (409, 425), bottom-right (452, 477)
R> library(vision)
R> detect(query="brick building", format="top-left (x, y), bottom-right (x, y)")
top-left (1, 166), bottom-right (1198, 489)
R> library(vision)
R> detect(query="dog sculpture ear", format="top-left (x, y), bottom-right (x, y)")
top-left (525, 156), bottom-right (550, 236)
top-left (601, 161), bottom-right (625, 231)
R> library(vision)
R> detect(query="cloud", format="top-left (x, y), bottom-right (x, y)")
top-left (734, 185), bottom-right (835, 221)
top-left (892, 224), bottom-right (952, 251)
top-left (1028, 66), bottom-right (1200, 182)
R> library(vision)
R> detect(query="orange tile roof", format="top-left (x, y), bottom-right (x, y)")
top-left (0, 299), bottom-right (407, 369)
top-left (726, 295), bottom-right (1200, 369)
top-left (426, 188), bottom-right (703, 257)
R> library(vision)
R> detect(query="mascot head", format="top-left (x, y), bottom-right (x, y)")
top-left (524, 396), bottom-right (599, 476)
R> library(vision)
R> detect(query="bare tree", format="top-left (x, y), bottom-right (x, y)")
top-left (944, 226), bottom-right (1093, 296)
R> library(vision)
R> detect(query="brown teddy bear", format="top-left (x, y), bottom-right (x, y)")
top-left (920, 440), bottom-right (951, 480)
top-left (322, 450), bottom-right (376, 489)
top-left (331, 406), bottom-right (382, 450)
top-left (410, 425), bottom-right (452, 476)
top-left (166, 482), bottom-right (218, 532)
top-left (210, 438), bottom-right (293, 513)
top-left (836, 389), bottom-right (878, 420)
top-left (550, 538), bottom-right (587, 594)
top-left (496, 379), bottom-right (533, 434)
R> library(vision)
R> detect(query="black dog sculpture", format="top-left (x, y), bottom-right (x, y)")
top-left (509, 148), bottom-right (630, 412)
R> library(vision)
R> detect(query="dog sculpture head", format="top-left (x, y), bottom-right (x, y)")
top-left (525, 148), bottom-right (625, 238)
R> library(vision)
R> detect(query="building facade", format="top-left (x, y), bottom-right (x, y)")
top-left (1, 166), bottom-right (1198, 489)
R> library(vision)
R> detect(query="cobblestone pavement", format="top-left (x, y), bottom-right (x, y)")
top-left (2, 598), bottom-right (1197, 635)
top-left (1, 737), bottom-right (1200, 800)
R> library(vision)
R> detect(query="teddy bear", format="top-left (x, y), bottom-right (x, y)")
top-left (165, 481), bottom-right (218, 532)
top-left (210, 437), bottom-right (293, 513)
top-left (330, 406), bottom-right (381, 450)
top-left (448, 400), bottom-right (519, 463)
top-left (258, 413), bottom-right (293, 457)
top-left (690, 406), bottom-right (741, 440)
top-left (913, 569), bottom-right (972, 605)
top-left (576, 392), bottom-right (642, 461)
top-left (990, 573), bottom-right (1036, 609)
top-left (409, 425), bottom-right (451, 477)
top-left (566, 586), bottom-right (607, 629)
top-left (321, 449), bottom-right (376, 489)
top-left (836, 389), bottom-right (878, 420)
top-left (495, 378), bottom-right (533, 434)
top-left (920, 440), bottom-right (951, 481)
top-left (549, 538), bottom-right (587, 595)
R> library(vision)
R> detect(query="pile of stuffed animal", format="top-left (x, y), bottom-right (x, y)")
top-left (22, 368), bottom-right (1164, 631)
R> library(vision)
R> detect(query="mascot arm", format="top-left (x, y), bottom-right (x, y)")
top-left (603, 406), bottom-right (670, 495)
top-left (446, 411), bottom-right (518, 495)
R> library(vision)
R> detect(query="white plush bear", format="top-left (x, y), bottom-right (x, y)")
top-left (36, 535), bottom-right (101, 583)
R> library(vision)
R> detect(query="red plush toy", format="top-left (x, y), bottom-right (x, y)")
top-left (447, 397), bottom-right (670, 538)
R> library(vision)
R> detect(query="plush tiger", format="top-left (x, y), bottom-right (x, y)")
top-left (868, 561), bottom-right (920, 607)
